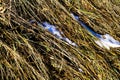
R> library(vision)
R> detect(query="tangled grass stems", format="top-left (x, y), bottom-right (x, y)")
top-left (0, 0), bottom-right (120, 80)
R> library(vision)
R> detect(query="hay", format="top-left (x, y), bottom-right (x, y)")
top-left (0, 0), bottom-right (120, 80)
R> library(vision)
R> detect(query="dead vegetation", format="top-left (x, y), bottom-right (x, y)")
top-left (0, 0), bottom-right (120, 80)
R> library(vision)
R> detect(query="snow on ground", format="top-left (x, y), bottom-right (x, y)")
top-left (95, 34), bottom-right (120, 50)
top-left (71, 13), bottom-right (120, 50)
top-left (41, 22), bottom-right (77, 46)
top-left (42, 22), bottom-right (63, 39)
top-left (71, 13), bottom-right (102, 38)
top-left (29, 20), bottom-right (77, 46)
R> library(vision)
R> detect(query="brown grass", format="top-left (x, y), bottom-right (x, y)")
top-left (0, 0), bottom-right (120, 80)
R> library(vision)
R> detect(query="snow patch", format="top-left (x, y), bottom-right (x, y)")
top-left (29, 20), bottom-right (77, 46)
top-left (42, 22), bottom-right (63, 39)
top-left (95, 34), bottom-right (120, 50)
top-left (62, 38), bottom-right (77, 46)
top-left (41, 22), bottom-right (77, 46)
top-left (71, 13), bottom-right (120, 50)
top-left (78, 68), bottom-right (83, 73)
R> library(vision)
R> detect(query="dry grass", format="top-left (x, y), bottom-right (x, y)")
top-left (0, 0), bottom-right (120, 80)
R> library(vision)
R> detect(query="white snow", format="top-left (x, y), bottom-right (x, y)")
top-left (42, 22), bottom-right (63, 39)
top-left (78, 68), bottom-right (83, 72)
top-left (71, 13), bottom-right (120, 50)
top-left (41, 22), bottom-right (77, 46)
top-left (95, 34), bottom-right (120, 50)
top-left (30, 15), bottom-right (120, 50)
top-left (28, 20), bottom-right (77, 46)
top-left (71, 13), bottom-right (79, 20)
top-left (62, 38), bottom-right (77, 46)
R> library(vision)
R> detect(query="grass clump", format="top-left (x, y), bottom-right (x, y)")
top-left (0, 0), bottom-right (120, 80)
